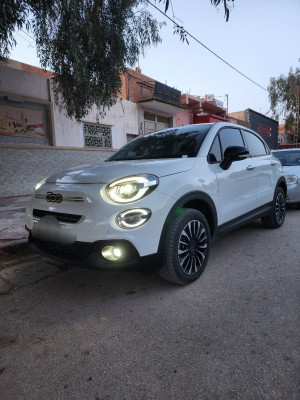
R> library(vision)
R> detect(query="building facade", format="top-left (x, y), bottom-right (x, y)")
top-left (176, 94), bottom-right (227, 126)
top-left (229, 109), bottom-right (279, 149)
top-left (0, 60), bottom-right (185, 196)
top-left (0, 60), bottom-right (112, 196)
top-left (0, 61), bottom-right (186, 151)
top-left (1, 59), bottom-right (280, 197)
top-left (121, 67), bottom-right (185, 136)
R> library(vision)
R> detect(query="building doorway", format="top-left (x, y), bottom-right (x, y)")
top-left (143, 112), bottom-right (171, 135)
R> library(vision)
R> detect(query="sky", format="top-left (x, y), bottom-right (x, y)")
top-left (9, 0), bottom-right (300, 119)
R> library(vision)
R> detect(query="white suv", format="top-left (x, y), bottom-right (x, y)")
top-left (25, 122), bottom-right (286, 284)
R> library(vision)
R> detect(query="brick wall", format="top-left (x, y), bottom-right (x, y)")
top-left (0, 147), bottom-right (114, 197)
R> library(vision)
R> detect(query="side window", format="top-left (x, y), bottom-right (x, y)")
top-left (219, 128), bottom-right (244, 157)
top-left (208, 135), bottom-right (222, 163)
top-left (242, 130), bottom-right (268, 156)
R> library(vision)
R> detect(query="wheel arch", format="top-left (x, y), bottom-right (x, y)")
top-left (277, 176), bottom-right (287, 195)
top-left (158, 191), bottom-right (218, 252)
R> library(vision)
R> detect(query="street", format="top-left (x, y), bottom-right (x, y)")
top-left (0, 210), bottom-right (299, 400)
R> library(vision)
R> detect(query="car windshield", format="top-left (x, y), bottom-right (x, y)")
top-left (273, 150), bottom-right (300, 166)
top-left (107, 125), bottom-right (212, 161)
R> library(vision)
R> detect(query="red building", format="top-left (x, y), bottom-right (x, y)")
top-left (176, 94), bottom-right (228, 126)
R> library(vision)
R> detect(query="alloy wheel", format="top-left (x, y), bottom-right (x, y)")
top-left (178, 220), bottom-right (208, 275)
top-left (275, 192), bottom-right (286, 225)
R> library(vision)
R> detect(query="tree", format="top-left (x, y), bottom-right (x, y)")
top-left (268, 67), bottom-right (300, 137)
top-left (159, 0), bottom-right (234, 21)
top-left (0, 0), bottom-right (234, 120)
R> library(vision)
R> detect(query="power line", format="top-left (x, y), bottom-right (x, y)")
top-left (146, 0), bottom-right (268, 92)
top-left (15, 32), bottom-right (34, 47)
top-left (21, 28), bottom-right (35, 41)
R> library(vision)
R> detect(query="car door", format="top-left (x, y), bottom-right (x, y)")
top-left (241, 129), bottom-right (277, 208)
top-left (209, 127), bottom-right (257, 225)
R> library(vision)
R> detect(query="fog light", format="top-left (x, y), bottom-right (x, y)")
top-left (116, 208), bottom-right (151, 229)
top-left (101, 246), bottom-right (122, 261)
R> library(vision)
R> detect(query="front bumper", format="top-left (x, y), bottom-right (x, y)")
top-left (286, 183), bottom-right (300, 204)
top-left (28, 230), bottom-right (163, 270)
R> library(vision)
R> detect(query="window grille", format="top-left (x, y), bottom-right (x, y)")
top-left (84, 123), bottom-right (112, 148)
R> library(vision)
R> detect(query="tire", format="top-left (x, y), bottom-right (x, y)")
top-left (261, 187), bottom-right (286, 228)
top-left (158, 209), bottom-right (211, 285)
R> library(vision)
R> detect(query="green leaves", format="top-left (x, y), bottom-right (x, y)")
top-left (211, 0), bottom-right (234, 22)
top-left (0, 1), bottom-right (27, 61)
top-left (0, 0), bottom-right (162, 119)
top-left (1, 0), bottom-right (234, 120)
top-left (34, 0), bottom-right (163, 119)
top-left (268, 67), bottom-right (300, 134)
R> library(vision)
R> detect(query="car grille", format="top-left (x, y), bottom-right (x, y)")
top-left (33, 209), bottom-right (82, 223)
top-left (29, 235), bottom-right (91, 262)
top-left (34, 193), bottom-right (84, 202)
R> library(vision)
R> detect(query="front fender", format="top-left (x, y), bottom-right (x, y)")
top-left (158, 191), bottom-right (218, 252)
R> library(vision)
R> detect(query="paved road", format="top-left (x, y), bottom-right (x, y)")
top-left (0, 210), bottom-right (299, 400)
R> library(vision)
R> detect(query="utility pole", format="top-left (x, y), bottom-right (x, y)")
top-left (225, 94), bottom-right (229, 116)
top-left (293, 87), bottom-right (299, 148)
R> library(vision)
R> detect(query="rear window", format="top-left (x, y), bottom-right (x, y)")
top-left (272, 151), bottom-right (300, 166)
top-left (107, 125), bottom-right (212, 161)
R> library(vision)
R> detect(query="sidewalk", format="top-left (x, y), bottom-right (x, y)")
top-left (0, 195), bottom-right (32, 253)
top-left (0, 195), bottom-right (68, 294)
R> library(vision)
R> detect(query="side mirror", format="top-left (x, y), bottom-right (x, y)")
top-left (220, 146), bottom-right (249, 170)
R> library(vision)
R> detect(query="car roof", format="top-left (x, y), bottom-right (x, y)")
top-left (272, 149), bottom-right (300, 152)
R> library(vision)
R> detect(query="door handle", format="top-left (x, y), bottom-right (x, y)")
top-left (246, 165), bottom-right (255, 171)
top-left (271, 161), bottom-right (277, 166)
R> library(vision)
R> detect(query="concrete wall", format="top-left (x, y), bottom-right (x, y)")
top-left (0, 63), bottom-right (50, 102)
top-left (228, 111), bottom-right (246, 121)
top-left (82, 98), bottom-right (139, 149)
top-left (0, 62), bottom-right (53, 146)
top-left (0, 147), bottom-right (114, 197)
top-left (176, 110), bottom-right (191, 126)
top-left (1, 61), bottom-right (139, 150)
top-left (51, 88), bottom-right (139, 149)
top-left (0, 96), bottom-right (53, 146)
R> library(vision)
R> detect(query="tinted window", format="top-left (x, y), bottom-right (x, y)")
top-left (208, 135), bottom-right (222, 163)
top-left (243, 130), bottom-right (267, 156)
top-left (107, 125), bottom-right (211, 161)
top-left (272, 150), bottom-right (300, 166)
top-left (219, 128), bottom-right (244, 157)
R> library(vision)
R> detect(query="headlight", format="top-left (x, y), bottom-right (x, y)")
top-left (35, 177), bottom-right (48, 190)
top-left (286, 175), bottom-right (298, 185)
top-left (106, 174), bottom-right (159, 203)
top-left (116, 208), bottom-right (151, 229)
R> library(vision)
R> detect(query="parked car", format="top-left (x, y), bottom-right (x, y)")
top-left (25, 122), bottom-right (287, 284)
top-left (272, 148), bottom-right (300, 207)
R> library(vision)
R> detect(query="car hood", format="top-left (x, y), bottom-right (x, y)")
top-left (46, 158), bottom-right (196, 184)
top-left (283, 165), bottom-right (300, 177)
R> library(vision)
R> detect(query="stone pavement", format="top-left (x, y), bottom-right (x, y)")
top-left (0, 195), bottom-right (69, 294)
top-left (0, 195), bottom-right (31, 251)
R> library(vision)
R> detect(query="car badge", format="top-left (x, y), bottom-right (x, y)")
top-left (46, 192), bottom-right (63, 203)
